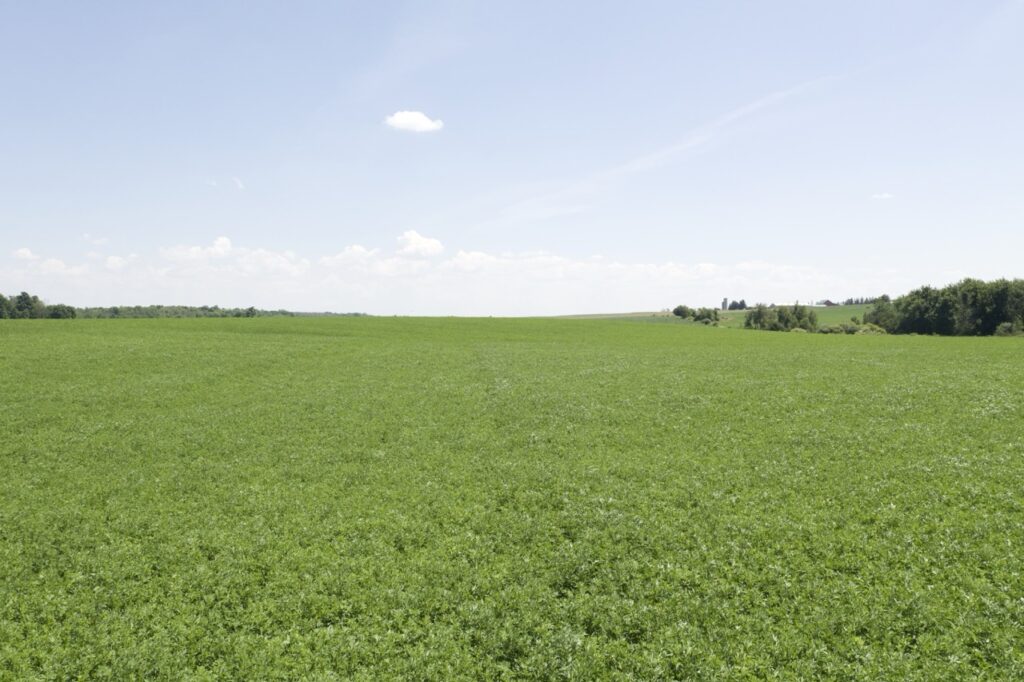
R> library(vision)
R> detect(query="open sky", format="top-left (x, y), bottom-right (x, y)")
top-left (2, 1), bottom-right (1022, 315)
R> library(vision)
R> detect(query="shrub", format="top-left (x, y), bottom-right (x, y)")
top-left (672, 305), bottom-right (694, 319)
top-left (995, 321), bottom-right (1021, 337)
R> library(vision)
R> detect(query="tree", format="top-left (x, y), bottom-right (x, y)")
top-left (0, 294), bottom-right (11, 319)
top-left (863, 279), bottom-right (1024, 336)
top-left (745, 303), bottom-right (816, 332)
top-left (693, 307), bottom-right (720, 324)
top-left (672, 305), bottom-right (694, 319)
top-left (13, 291), bottom-right (45, 319)
top-left (46, 304), bottom-right (77, 319)
top-left (863, 295), bottom-right (898, 332)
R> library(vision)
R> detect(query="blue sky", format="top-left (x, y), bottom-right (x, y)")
top-left (2, 1), bottom-right (1022, 314)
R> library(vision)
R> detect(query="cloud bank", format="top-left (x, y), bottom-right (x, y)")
top-left (2, 232), bottom-right (909, 316)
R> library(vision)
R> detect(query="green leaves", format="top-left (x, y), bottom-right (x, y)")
top-left (1, 318), bottom-right (1022, 678)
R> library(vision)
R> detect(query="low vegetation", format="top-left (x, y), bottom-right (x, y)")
top-left (2, 317), bottom-right (1022, 678)
top-left (672, 305), bottom-right (720, 324)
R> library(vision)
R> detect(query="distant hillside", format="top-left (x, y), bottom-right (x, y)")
top-left (716, 304), bottom-right (872, 329)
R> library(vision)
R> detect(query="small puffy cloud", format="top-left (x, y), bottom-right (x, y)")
top-left (397, 230), bottom-right (444, 256)
top-left (13, 247), bottom-right (38, 260)
top-left (871, 192), bottom-right (895, 200)
top-left (385, 110), bottom-right (444, 132)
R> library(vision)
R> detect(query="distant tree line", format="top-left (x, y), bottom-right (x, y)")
top-left (1, 292), bottom-right (369, 320)
top-left (76, 306), bottom-right (368, 318)
top-left (672, 305), bottom-right (720, 324)
top-left (727, 299), bottom-right (748, 310)
top-left (0, 292), bottom-right (76, 319)
top-left (76, 305), bottom-right (288, 318)
top-left (864, 278), bottom-right (1024, 336)
top-left (816, 297), bottom-right (880, 307)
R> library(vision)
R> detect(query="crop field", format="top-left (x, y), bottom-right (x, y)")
top-left (2, 317), bottom-right (1023, 679)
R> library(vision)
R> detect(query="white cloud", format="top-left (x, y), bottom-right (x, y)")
top-left (158, 236), bottom-right (309, 281)
top-left (397, 230), bottom-right (444, 256)
top-left (871, 192), bottom-right (895, 200)
top-left (384, 110), bottom-right (444, 132)
top-left (320, 245), bottom-right (379, 267)
top-left (5, 232), bottom-right (896, 315)
top-left (13, 248), bottom-right (38, 260)
top-left (232, 177), bottom-right (245, 190)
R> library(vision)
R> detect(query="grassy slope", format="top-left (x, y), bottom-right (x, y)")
top-left (557, 303), bottom-right (873, 328)
top-left (1, 318), bottom-right (1022, 679)
top-left (717, 303), bottom-right (873, 329)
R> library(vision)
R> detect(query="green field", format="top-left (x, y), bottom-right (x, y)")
top-left (2, 318), bottom-right (1023, 679)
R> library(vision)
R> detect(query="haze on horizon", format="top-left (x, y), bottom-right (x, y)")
top-left (2, 1), bottom-right (1022, 316)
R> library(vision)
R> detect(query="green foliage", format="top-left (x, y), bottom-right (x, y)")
top-left (865, 279), bottom-right (1024, 335)
top-left (0, 291), bottom-right (76, 319)
top-left (671, 305), bottom-right (718, 325)
top-left (819, 321), bottom-right (887, 335)
top-left (75, 304), bottom-right (366, 318)
top-left (995, 321), bottom-right (1022, 337)
top-left (692, 307), bottom-right (719, 324)
top-left (1, 318), bottom-right (1023, 678)
top-left (45, 304), bottom-right (77, 319)
top-left (76, 304), bottom-right (295, 318)
top-left (11, 291), bottom-right (46, 319)
top-left (744, 303), bottom-right (818, 332)
top-left (671, 304), bottom-right (693, 319)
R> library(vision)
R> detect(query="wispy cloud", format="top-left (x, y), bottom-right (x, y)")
top-left (385, 110), bottom-right (444, 132)
top-left (871, 192), bottom-right (895, 200)
top-left (232, 177), bottom-right (246, 190)
top-left (13, 248), bottom-right (38, 260)
top-left (492, 77), bottom-right (829, 224)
